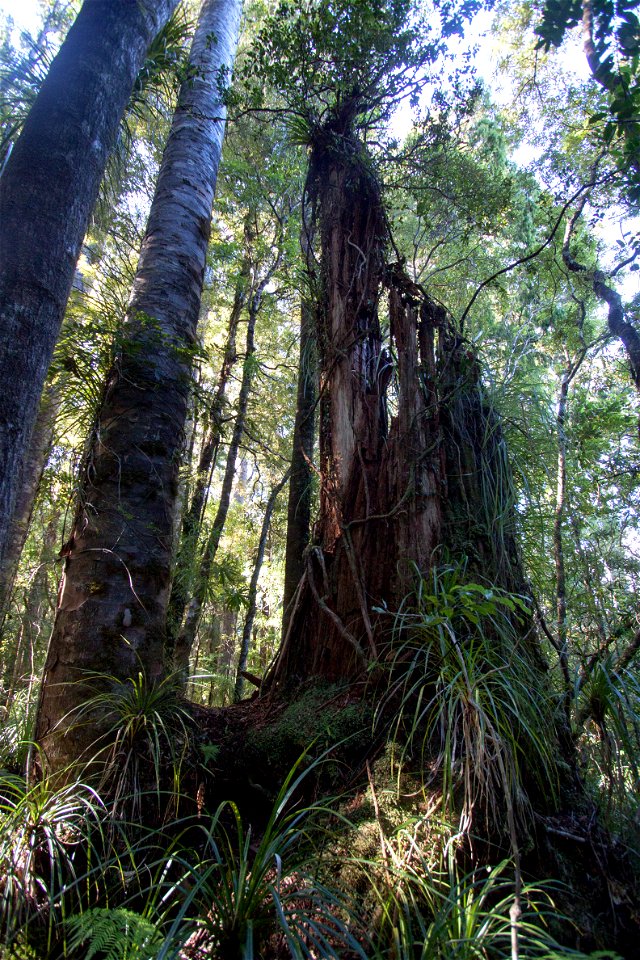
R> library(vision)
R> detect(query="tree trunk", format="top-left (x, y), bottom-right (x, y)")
top-left (166, 248), bottom-right (251, 660)
top-left (267, 122), bottom-right (442, 689)
top-left (234, 468), bottom-right (290, 701)
top-left (0, 0), bottom-right (182, 574)
top-left (175, 290), bottom-right (260, 678)
top-left (35, 0), bottom-right (242, 775)
top-left (0, 382), bottom-right (60, 620)
top-left (281, 294), bottom-right (317, 641)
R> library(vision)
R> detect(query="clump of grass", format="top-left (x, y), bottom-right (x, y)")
top-left (0, 761), bottom-right (104, 953)
top-left (370, 847), bottom-right (570, 960)
top-left (72, 669), bottom-right (192, 819)
top-left (377, 562), bottom-right (559, 834)
top-left (159, 753), bottom-right (367, 959)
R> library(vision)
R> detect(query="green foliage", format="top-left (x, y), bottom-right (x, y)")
top-left (152, 754), bottom-right (368, 959)
top-left (127, 5), bottom-right (195, 126)
top-left (64, 907), bottom-right (163, 960)
top-left (0, 765), bottom-right (103, 950)
top-left (535, 0), bottom-right (640, 200)
top-left (0, 691), bottom-right (37, 771)
top-left (240, 0), bottom-right (481, 137)
top-left (0, 2), bottom-right (77, 169)
top-left (73, 670), bottom-right (191, 816)
top-left (371, 850), bottom-right (566, 960)
top-left (245, 684), bottom-right (372, 786)
top-left (577, 657), bottom-right (640, 812)
top-left (378, 563), bottom-right (558, 830)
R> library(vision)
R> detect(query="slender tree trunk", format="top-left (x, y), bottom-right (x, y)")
top-left (580, 0), bottom-right (640, 181)
top-left (234, 468), bottom-right (290, 701)
top-left (553, 367), bottom-right (570, 684)
top-left (0, 0), bottom-right (182, 574)
top-left (166, 250), bottom-right (251, 659)
top-left (175, 293), bottom-right (259, 677)
top-left (569, 511), bottom-right (610, 647)
top-left (35, 0), bottom-right (243, 775)
top-left (0, 382), bottom-right (61, 619)
top-left (281, 294), bottom-right (317, 641)
top-left (3, 517), bottom-right (58, 712)
top-left (563, 191), bottom-right (640, 405)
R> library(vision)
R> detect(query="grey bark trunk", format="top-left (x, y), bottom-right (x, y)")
top-left (0, 0), bottom-right (181, 575)
top-left (35, 0), bottom-right (242, 775)
top-left (0, 382), bottom-right (61, 619)
top-left (234, 469), bottom-right (290, 701)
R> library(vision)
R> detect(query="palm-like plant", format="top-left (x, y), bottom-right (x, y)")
top-left (378, 563), bottom-right (558, 833)
top-left (156, 757), bottom-right (367, 960)
top-left (69, 669), bottom-right (192, 819)
top-left (0, 763), bottom-right (104, 951)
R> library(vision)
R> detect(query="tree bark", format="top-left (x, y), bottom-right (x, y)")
top-left (0, 0), bottom-right (182, 576)
top-left (173, 227), bottom-right (286, 678)
top-left (267, 121), bottom-right (442, 689)
top-left (0, 382), bottom-right (60, 620)
top-left (34, 0), bottom-right (243, 775)
top-left (234, 468), bottom-right (290, 702)
top-left (563, 183), bottom-right (640, 403)
top-left (175, 287), bottom-right (260, 678)
top-left (281, 295), bottom-right (317, 641)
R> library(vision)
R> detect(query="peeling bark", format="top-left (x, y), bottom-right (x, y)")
top-left (268, 124), bottom-right (442, 688)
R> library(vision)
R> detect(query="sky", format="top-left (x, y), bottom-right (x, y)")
top-left (0, 0), bottom-right (41, 34)
top-left (2, 0), bottom-right (638, 298)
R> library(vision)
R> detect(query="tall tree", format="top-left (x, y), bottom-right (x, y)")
top-left (35, 0), bottom-right (243, 775)
top-left (0, 0), bottom-right (183, 576)
top-left (281, 223), bottom-right (318, 642)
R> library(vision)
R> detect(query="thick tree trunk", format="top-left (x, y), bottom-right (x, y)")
top-left (234, 468), bottom-right (290, 701)
top-left (0, 0), bottom-right (181, 574)
top-left (268, 126), bottom-right (442, 689)
top-left (35, 0), bottom-right (242, 775)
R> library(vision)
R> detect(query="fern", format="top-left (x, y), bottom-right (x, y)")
top-left (64, 908), bottom-right (163, 960)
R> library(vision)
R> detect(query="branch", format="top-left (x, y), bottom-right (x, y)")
top-left (459, 182), bottom-right (596, 332)
top-left (562, 185), bottom-right (640, 395)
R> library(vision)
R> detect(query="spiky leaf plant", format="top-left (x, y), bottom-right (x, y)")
top-left (157, 755), bottom-right (368, 960)
top-left (0, 763), bottom-right (104, 952)
top-left (369, 848), bottom-right (572, 960)
top-left (70, 669), bottom-right (192, 819)
top-left (377, 563), bottom-right (559, 833)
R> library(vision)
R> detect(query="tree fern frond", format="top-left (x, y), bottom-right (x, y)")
top-left (65, 907), bottom-right (163, 960)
